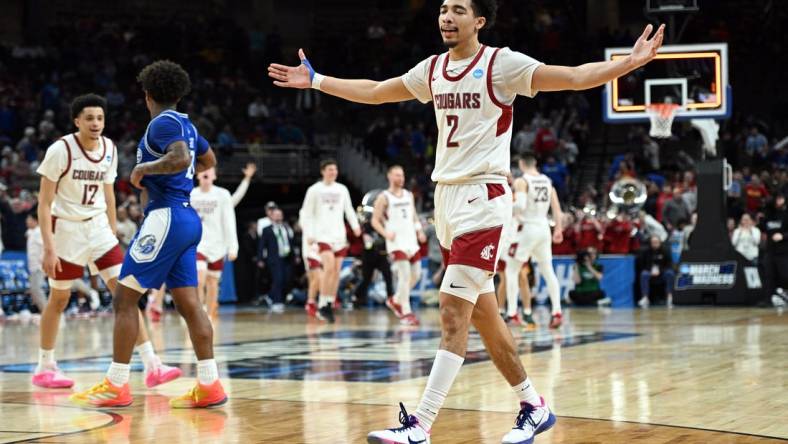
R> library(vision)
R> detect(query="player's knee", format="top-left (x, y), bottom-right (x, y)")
top-left (112, 293), bottom-right (137, 312)
top-left (439, 303), bottom-right (469, 337)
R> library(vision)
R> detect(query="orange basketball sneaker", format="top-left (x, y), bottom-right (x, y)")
top-left (69, 378), bottom-right (133, 408)
top-left (170, 380), bottom-right (228, 409)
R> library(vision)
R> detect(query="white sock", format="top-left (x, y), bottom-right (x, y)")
top-left (523, 307), bottom-right (532, 316)
top-left (37, 348), bottom-right (55, 372)
top-left (512, 377), bottom-right (541, 405)
top-left (395, 260), bottom-right (412, 315)
top-left (318, 294), bottom-right (333, 308)
top-left (197, 359), bottom-right (219, 385)
top-left (505, 260), bottom-right (522, 317)
top-left (106, 362), bottom-right (130, 386)
top-left (415, 349), bottom-right (464, 431)
top-left (135, 341), bottom-right (157, 372)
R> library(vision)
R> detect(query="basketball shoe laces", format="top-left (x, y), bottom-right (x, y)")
top-left (513, 403), bottom-right (538, 430)
top-left (391, 402), bottom-right (419, 432)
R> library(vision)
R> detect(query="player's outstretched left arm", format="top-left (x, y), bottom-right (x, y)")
top-left (268, 49), bottom-right (415, 105)
top-left (532, 24), bottom-right (665, 92)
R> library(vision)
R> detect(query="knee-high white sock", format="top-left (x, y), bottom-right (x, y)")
top-left (505, 260), bottom-right (522, 317)
top-left (135, 341), bottom-right (158, 372)
top-left (394, 260), bottom-right (412, 315)
top-left (541, 264), bottom-right (561, 315)
top-left (415, 349), bottom-right (464, 431)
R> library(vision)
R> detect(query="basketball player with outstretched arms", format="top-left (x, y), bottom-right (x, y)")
top-left (269, 0), bottom-right (664, 441)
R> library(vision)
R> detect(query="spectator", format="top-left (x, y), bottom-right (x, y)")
top-left (259, 208), bottom-right (293, 313)
top-left (727, 171), bottom-right (745, 219)
top-left (569, 247), bottom-right (610, 306)
top-left (603, 212), bottom-right (634, 254)
top-left (541, 155), bottom-right (569, 200)
top-left (552, 213), bottom-right (577, 255)
top-left (638, 235), bottom-right (674, 308)
top-left (745, 126), bottom-right (768, 159)
top-left (512, 122), bottom-right (536, 154)
top-left (575, 209), bottom-right (603, 251)
top-left (247, 97), bottom-right (270, 121)
top-left (635, 210), bottom-right (667, 244)
top-left (731, 213), bottom-right (761, 262)
top-left (533, 119), bottom-right (558, 158)
top-left (744, 175), bottom-right (769, 213)
top-left (662, 187), bottom-right (690, 231)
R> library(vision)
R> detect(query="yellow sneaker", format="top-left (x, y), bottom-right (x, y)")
top-left (69, 378), bottom-right (133, 408)
top-left (169, 380), bottom-right (227, 409)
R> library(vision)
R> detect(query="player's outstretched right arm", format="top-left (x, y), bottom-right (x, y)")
top-left (268, 49), bottom-right (415, 105)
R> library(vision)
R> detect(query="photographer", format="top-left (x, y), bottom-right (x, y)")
top-left (569, 247), bottom-right (610, 306)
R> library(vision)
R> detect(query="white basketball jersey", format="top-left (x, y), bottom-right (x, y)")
top-left (37, 134), bottom-right (117, 221)
top-left (427, 46), bottom-right (513, 185)
top-left (384, 189), bottom-right (418, 253)
top-left (521, 173), bottom-right (552, 223)
top-left (191, 185), bottom-right (238, 262)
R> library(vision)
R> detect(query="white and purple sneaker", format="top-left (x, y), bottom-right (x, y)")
top-left (501, 397), bottom-right (556, 444)
top-left (367, 403), bottom-right (431, 444)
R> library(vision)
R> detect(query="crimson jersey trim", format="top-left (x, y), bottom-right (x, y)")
top-left (442, 45), bottom-right (487, 82)
top-left (486, 48), bottom-right (513, 136)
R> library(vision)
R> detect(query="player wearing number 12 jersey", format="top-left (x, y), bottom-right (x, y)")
top-left (72, 61), bottom-right (226, 409)
top-left (35, 94), bottom-right (179, 390)
top-left (269, 0), bottom-right (664, 441)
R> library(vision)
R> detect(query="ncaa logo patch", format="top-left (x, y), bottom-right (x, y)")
top-left (473, 68), bottom-right (484, 79)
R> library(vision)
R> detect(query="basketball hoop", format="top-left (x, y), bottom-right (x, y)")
top-left (646, 103), bottom-right (681, 138)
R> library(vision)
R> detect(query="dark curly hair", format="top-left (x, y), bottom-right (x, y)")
top-left (70, 93), bottom-right (107, 119)
top-left (137, 60), bottom-right (191, 106)
top-left (470, 0), bottom-right (497, 29)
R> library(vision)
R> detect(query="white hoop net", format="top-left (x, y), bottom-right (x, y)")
top-left (646, 104), bottom-right (681, 138)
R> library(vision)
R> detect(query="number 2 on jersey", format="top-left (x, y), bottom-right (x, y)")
top-left (82, 184), bottom-right (99, 205)
top-left (446, 115), bottom-right (460, 148)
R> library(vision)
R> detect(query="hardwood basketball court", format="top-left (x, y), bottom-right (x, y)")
top-left (1, 307), bottom-right (786, 443)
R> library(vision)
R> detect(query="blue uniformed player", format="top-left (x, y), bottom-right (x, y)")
top-left (71, 60), bottom-right (227, 409)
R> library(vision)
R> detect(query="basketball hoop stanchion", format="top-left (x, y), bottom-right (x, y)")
top-left (646, 103), bottom-right (681, 138)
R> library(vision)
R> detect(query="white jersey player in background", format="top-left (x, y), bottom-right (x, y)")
top-left (269, 0), bottom-right (663, 440)
top-left (299, 159), bottom-right (361, 323)
top-left (507, 153), bottom-right (564, 330)
top-left (371, 165), bottom-right (427, 326)
top-left (191, 167), bottom-right (239, 319)
top-left (147, 162), bottom-right (254, 321)
top-left (34, 94), bottom-right (179, 390)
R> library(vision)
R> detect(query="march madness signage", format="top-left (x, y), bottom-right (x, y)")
top-left (676, 262), bottom-right (737, 290)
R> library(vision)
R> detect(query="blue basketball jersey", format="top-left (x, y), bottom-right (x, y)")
top-left (120, 109), bottom-right (210, 291)
top-left (137, 109), bottom-right (209, 210)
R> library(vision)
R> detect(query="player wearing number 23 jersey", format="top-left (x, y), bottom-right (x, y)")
top-left (119, 109), bottom-right (210, 291)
